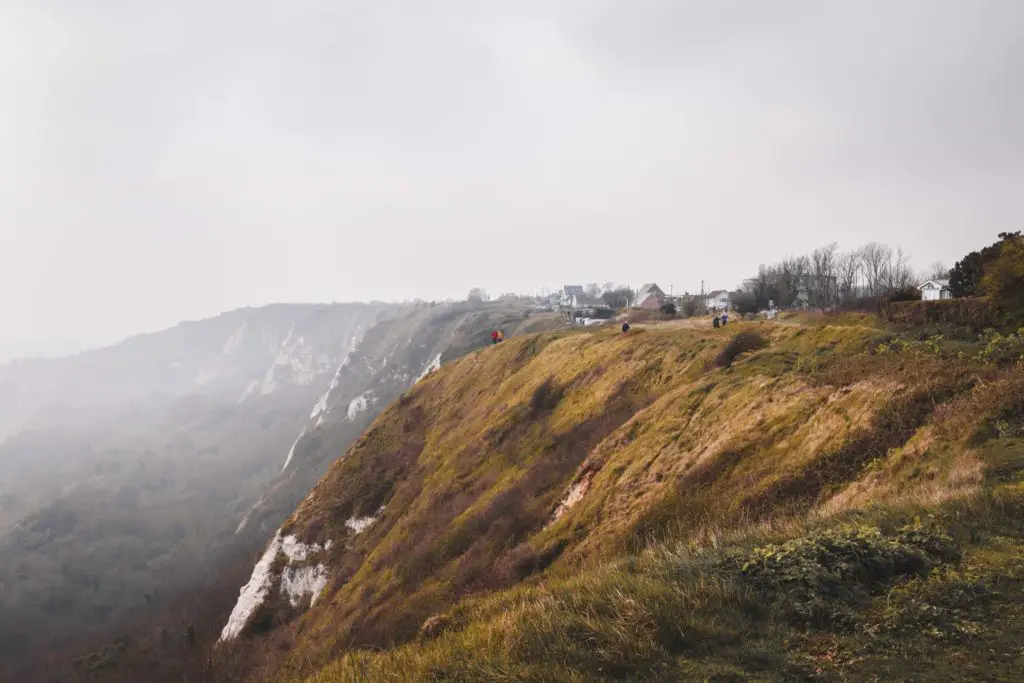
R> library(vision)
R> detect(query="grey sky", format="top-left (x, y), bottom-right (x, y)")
top-left (1, 1), bottom-right (1021, 358)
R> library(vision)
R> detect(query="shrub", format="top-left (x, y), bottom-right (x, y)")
top-left (659, 302), bottom-right (677, 317)
top-left (981, 235), bottom-right (1024, 323)
top-left (713, 330), bottom-right (769, 368)
top-left (976, 328), bottom-right (1024, 366)
top-left (882, 298), bottom-right (997, 329)
top-left (722, 524), bottom-right (958, 628)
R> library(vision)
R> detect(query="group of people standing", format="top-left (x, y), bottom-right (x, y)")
top-left (491, 329), bottom-right (505, 344)
top-left (712, 312), bottom-right (729, 328)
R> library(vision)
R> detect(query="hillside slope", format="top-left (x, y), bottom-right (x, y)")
top-left (232, 302), bottom-right (564, 544)
top-left (0, 303), bottom-right (387, 674)
top-left (20, 301), bottom-right (564, 683)
top-left (220, 319), bottom-right (1024, 682)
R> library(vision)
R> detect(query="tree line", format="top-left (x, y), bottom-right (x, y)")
top-left (730, 242), bottom-right (927, 314)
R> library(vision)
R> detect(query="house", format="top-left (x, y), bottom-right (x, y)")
top-left (918, 279), bottom-right (952, 301)
top-left (570, 293), bottom-right (612, 312)
top-left (560, 285), bottom-right (585, 308)
top-left (635, 283), bottom-right (666, 310)
top-left (705, 290), bottom-right (730, 311)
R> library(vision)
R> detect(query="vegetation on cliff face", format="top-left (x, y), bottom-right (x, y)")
top-left (226, 316), bottom-right (1022, 682)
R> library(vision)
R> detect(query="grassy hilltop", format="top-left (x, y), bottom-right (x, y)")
top-left (231, 316), bottom-right (1023, 682)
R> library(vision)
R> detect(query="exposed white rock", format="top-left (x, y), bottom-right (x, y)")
top-left (550, 473), bottom-right (593, 524)
top-left (280, 564), bottom-right (329, 608)
top-left (220, 532), bottom-right (333, 639)
top-left (415, 354), bottom-right (442, 383)
top-left (235, 509), bottom-right (253, 535)
top-left (256, 328), bottom-right (322, 396)
top-left (347, 393), bottom-right (370, 420)
top-left (220, 532), bottom-right (283, 641)
top-left (279, 534), bottom-right (330, 607)
top-left (237, 379), bottom-right (260, 403)
top-left (309, 354), bottom-right (351, 427)
top-left (281, 429), bottom-right (306, 472)
top-left (281, 534), bottom-right (318, 562)
top-left (345, 514), bottom-right (377, 535)
top-left (222, 322), bottom-right (247, 354)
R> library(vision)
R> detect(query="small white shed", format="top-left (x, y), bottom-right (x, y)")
top-left (918, 279), bottom-right (952, 301)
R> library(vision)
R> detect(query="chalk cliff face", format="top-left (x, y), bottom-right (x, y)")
top-left (0, 303), bottom-right (386, 664)
top-left (229, 301), bottom-right (562, 544)
top-left (0, 297), bottom-right (561, 675)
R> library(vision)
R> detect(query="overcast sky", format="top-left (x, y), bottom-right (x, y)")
top-left (1, 1), bottom-right (1021, 358)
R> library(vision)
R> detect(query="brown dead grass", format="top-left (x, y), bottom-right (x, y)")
top-left (240, 320), bottom-right (1023, 683)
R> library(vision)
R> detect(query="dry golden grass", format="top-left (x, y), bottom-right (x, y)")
top-left (244, 318), bottom-right (1024, 683)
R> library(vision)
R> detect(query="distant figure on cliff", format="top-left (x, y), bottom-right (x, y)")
top-left (491, 330), bottom-right (500, 344)
top-left (497, 330), bottom-right (505, 342)
top-left (621, 320), bottom-right (630, 333)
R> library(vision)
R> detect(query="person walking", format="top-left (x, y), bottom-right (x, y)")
top-left (621, 320), bottom-right (631, 333)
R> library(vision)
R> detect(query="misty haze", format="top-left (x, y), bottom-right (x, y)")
top-left (1, 2), bottom-right (1022, 682)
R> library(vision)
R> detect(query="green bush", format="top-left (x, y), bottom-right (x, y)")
top-left (980, 233), bottom-right (1024, 322)
top-left (976, 328), bottom-right (1024, 366)
top-left (722, 524), bottom-right (958, 628)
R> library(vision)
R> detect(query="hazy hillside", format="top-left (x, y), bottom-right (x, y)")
top-left (0, 300), bottom-right (565, 681)
top-left (233, 302), bottom-right (566, 545)
top-left (0, 302), bottom-right (387, 672)
top-left (213, 317), bottom-right (1023, 682)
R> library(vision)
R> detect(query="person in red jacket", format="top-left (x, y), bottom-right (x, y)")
top-left (491, 330), bottom-right (500, 345)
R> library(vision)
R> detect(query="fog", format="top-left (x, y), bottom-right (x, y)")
top-left (2, 1), bottom-right (1021, 358)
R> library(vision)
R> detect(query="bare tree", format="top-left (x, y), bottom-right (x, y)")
top-left (836, 250), bottom-right (861, 302)
top-left (467, 287), bottom-right (488, 302)
top-left (928, 261), bottom-right (949, 280)
top-left (810, 242), bottom-right (839, 307)
top-left (585, 283), bottom-right (602, 297)
top-left (885, 247), bottom-right (915, 292)
top-left (859, 242), bottom-right (892, 297)
top-left (774, 255), bottom-right (811, 308)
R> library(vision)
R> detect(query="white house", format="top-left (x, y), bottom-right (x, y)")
top-left (560, 285), bottom-right (585, 307)
top-left (705, 290), bottom-right (730, 311)
top-left (918, 279), bottom-right (952, 301)
top-left (571, 293), bottom-right (610, 310)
